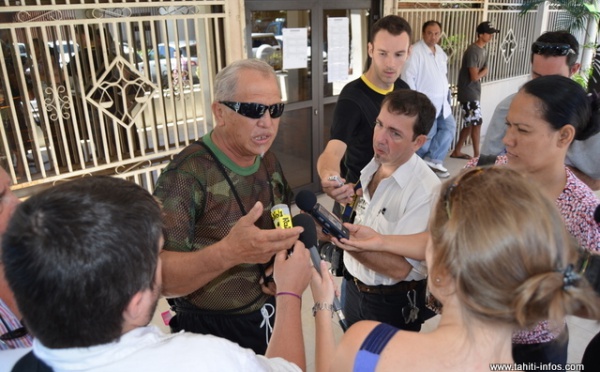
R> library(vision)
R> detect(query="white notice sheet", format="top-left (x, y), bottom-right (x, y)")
top-left (282, 28), bottom-right (308, 70)
top-left (327, 17), bottom-right (349, 82)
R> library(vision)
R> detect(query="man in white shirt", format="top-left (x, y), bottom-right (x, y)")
top-left (2, 176), bottom-right (318, 372)
top-left (335, 89), bottom-right (441, 331)
top-left (403, 20), bottom-right (456, 178)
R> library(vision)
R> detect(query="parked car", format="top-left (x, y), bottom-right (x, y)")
top-left (24, 40), bottom-right (79, 79)
top-left (139, 41), bottom-right (199, 84)
top-left (47, 40), bottom-right (79, 68)
top-left (17, 43), bottom-right (28, 65)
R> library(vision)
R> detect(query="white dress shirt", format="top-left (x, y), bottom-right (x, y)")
top-left (403, 40), bottom-right (452, 118)
top-left (344, 154), bottom-right (441, 285)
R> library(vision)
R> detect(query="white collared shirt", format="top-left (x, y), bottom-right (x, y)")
top-left (403, 40), bottom-right (452, 118)
top-left (344, 154), bottom-right (441, 285)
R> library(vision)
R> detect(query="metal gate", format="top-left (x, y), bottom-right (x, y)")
top-left (391, 0), bottom-right (585, 147)
top-left (0, 0), bottom-right (229, 196)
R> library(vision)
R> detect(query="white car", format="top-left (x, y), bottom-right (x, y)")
top-left (140, 41), bottom-right (199, 84)
top-left (47, 40), bottom-right (79, 68)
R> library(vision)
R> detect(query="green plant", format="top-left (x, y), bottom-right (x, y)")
top-left (440, 34), bottom-right (466, 61)
top-left (573, 66), bottom-right (594, 88)
top-left (521, 0), bottom-right (600, 91)
top-left (520, 0), bottom-right (600, 31)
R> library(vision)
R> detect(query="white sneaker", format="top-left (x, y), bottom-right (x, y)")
top-left (425, 160), bottom-right (448, 173)
top-left (435, 171), bottom-right (450, 179)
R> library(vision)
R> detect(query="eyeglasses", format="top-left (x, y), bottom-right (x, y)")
top-left (443, 167), bottom-right (486, 218)
top-left (0, 314), bottom-right (28, 343)
top-left (219, 101), bottom-right (285, 119)
top-left (0, 326), bottom-right (27, 341)
top-left (531, 42), bottom-right (575, 57)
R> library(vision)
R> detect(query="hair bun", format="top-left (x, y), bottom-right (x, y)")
top-left (578, 90), bottom-right (600, 140)
top-left (587, 91), bottom-right (600, 109)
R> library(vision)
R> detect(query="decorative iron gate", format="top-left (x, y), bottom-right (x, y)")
top-left (0, 0), bottom-right (228, 196)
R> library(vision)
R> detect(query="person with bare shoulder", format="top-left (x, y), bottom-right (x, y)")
top-left (324, 167), bottom-right (600, 371)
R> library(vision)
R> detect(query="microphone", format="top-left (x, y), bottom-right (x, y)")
top-left (295, 190), bottom-right (349, 240)
top-left (271, 204), bottom-right (294, 257)
top-left (271, 204), bottom-right (293, 229)
top-left (292, 213), bottom-right (348, 332)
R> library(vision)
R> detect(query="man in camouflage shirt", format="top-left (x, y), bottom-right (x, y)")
top-left (153, 59), bottom-right (302, 354)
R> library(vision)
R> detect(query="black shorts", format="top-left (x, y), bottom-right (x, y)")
top-left (169, 296), bottom-right (275, 355)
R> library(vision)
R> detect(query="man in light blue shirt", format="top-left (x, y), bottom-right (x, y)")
top-left (403, 20), bottom-right (456, 178)
top-left (481, 31), bottom-right (599, 190)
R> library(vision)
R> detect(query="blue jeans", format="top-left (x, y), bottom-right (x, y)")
top-left (417, 111), bottom-right (456, 163)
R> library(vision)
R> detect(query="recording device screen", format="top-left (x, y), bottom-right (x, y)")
top-left (315, 203), bottom-right (349, 240)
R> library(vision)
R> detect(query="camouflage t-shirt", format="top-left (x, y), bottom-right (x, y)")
top-left (154, 132), bottom-right (293, 314)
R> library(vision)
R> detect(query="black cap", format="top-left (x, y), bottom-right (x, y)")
top-left (476, 21), bottom-right (500, 35)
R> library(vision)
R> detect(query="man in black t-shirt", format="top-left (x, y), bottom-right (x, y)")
top-left (317, 15), bottom-right (412, 209)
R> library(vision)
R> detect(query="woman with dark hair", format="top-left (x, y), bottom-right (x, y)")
top-left (463, 74), bottom-right (600, 364)
top-left (495, 75), bottom-right (599, 252)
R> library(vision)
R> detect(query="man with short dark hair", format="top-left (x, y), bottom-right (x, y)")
top-left (317, 15), bottom-right (412, 211)
top-left (403, 20), bottom-right (456, 178)
top-left (3, 176), bottom-right (314, 371)
top-left (480, 30), bottom-right (599, 190)
top-left (335, 89), bottom-right (440, 331)
top-left (451, 21), bottom-right (499, 160)
top-left (482, 31), bottom-right (580, 156)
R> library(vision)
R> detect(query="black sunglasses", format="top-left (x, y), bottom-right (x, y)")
top-left (443, 167), bottom-right (486, 218)
top-left (531, 42), bottom-right (575, 57)
top-left (220, 101), bottom-right (285, 119)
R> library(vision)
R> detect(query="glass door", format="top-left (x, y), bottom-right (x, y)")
top-left (246, 0), bottom-right (370, 193)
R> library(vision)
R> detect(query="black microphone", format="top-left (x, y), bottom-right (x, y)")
top-left (594, 204), bottom-right (600, 223)
top-left (292, 213), bottom-right (348, 332)
top-left (293, 213), bottom-right (323, 275)
top-left (295, 190), bottom-right (350, 240)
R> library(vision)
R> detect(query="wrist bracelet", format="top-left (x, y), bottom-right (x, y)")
top-left (276, 291), bottom-right (302, 300)
top-left (312, 302), bottom-right (334, 317)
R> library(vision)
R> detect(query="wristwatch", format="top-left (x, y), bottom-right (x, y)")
top-left (312, 302), bottom-right (334, 317)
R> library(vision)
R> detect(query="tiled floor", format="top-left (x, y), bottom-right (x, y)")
top-left (151, 143), bottom-right (600, 371)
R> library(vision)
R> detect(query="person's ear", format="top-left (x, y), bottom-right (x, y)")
top-left (367, 42), bottom-right (373, 58)
top-left (212, 101), bottom-right (225, 126)
top-left (122, 289), bottom-right (152, 328)
top-left (557, 124), bottom-right (575, 148)
top-left (414, 134), bottom-right (428, 150)
top-left (570, 62), bottom-right (581, 77)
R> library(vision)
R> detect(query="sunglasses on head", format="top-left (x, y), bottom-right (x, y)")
top-left (220, 101), bottom-right (285, 119)
top-left (531, 42), bottom-right (575, 57)
top-left (443, 167), bottom-right (486, 218)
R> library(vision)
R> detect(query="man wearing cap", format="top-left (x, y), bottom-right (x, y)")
top-left (450, 21), bottom-right (499, 160)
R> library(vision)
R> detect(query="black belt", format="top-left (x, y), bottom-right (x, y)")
top-left (344, 271), bottom-right (424, 294)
